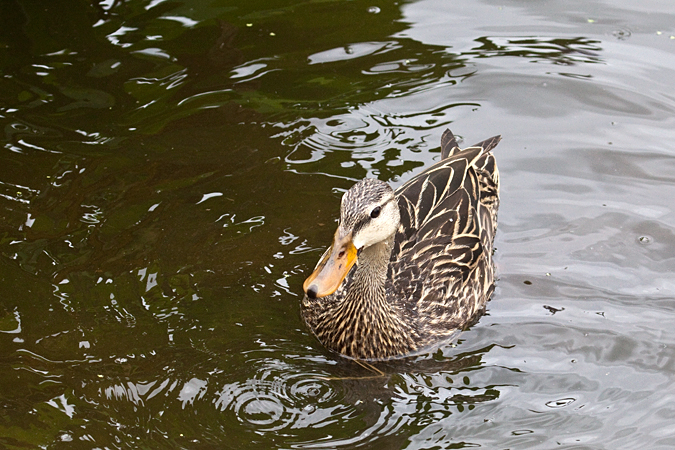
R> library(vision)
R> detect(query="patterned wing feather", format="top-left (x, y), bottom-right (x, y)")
top-left (390, 132), bottom-right (500, 341)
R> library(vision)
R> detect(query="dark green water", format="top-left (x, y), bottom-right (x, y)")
top-left (2, 0), bottom-right (675, 448)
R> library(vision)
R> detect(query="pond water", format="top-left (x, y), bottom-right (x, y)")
top-left (1, 0), bottom-right (675, 448)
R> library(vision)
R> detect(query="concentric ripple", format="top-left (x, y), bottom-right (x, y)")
top-left (214, 359), bottom-right (350, 432)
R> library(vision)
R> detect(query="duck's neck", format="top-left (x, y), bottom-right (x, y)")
top-left (324, 233), bottom-right (417, 359)
top-left (351, 234), bottom-right (394, 298)
top-left (311, 234), bottom-right (418, 359)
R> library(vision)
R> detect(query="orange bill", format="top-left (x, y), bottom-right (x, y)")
top-left (303, 230), bottom-right (358, 298)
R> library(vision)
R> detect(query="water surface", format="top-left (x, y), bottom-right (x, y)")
top-left (1, 0), bottom-right (675, 448)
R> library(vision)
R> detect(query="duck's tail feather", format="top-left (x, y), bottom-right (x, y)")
top-left (441, 129), bottom-right (502, 160)
top-left (440, 129), bottom-right (459, 159)
top-left (471, 135), bottom-right (502, 154)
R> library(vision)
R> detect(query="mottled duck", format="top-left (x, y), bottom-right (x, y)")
top-left (302, 129), bottom-right (501, 360)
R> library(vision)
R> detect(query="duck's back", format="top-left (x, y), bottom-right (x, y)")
top-left (389, 130), bottom-right (501, 346)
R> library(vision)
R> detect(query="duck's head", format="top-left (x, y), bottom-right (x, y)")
top-left (303, 178), bottom-right (400, 299)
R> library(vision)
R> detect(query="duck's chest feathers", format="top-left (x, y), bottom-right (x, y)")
top-left (303, 238), bottom-right (418, 359)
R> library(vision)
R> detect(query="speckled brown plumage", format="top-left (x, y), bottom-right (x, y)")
top-left (302, 129), bottom-right (501, 360)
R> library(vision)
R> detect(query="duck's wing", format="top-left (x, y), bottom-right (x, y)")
top-left (390, 132), bottom-right (500, 334)
top-left (435, 130), bottom-right (501, 236)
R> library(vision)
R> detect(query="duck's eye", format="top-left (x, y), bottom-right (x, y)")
top-left (370, 206), bottom-right (381, 219)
